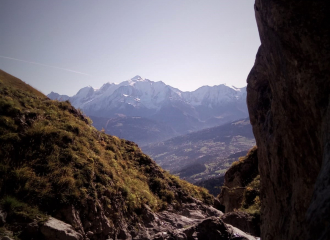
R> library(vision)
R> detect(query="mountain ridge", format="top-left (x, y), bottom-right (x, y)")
top-left (49, 76), bottom-right (249, 145)
top-left (49, 76), bottom-right (246, 114)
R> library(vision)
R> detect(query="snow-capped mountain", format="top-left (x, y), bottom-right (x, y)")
top-left (49, 76), bottom-right (248, 145)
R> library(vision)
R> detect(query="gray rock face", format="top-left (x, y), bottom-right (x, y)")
top-left (28, 197), bottom-right (255, 240)
top-left (247, 0), bottom-right (330, 239)
top-left (40, 217), bottom-right (83, 240)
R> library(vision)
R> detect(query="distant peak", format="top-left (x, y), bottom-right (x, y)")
top-left (131, 75), bottom-right (143, 81)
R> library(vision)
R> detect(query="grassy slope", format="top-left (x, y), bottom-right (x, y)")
top-left (0, 70), bottom-right (212, 229)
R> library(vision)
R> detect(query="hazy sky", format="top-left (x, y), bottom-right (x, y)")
top-left (0, 0), bottom-right (260, 96)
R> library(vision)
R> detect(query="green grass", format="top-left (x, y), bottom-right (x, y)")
top-left (240, 175), bottom-right (261, 215)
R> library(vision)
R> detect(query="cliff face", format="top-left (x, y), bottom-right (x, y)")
top-left (218, 147), bottom-right (260, 236)
top-left (247, 1), bottom-right (330, 240)
top-left (218, 147), bottom-right (258, 213)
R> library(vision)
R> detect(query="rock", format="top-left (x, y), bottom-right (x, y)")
top-left (181, 209), bottom-right (205, 219)
top-left (86, 231), bottom-right (94, 238)
top-left (218, 187), bottom-right (246, 213)
top-left (247, 0), bottom-right (330, 239)
top-left (222, 211), bottom-right (259, 237)
top-left (222, 147), bottom-right (258, 189)
top-left (213, 198), bottom-right (225, 212)
top-left (40, 217), bottom-right (83, 240)
top-left (2, 236), bottom-right (14, 240)
top-left (226, 224), bottom-right (257, 240)
top-left (20, 220), bottom-right (40, 239)
top-left (0, 209), bottom-right (7, 226)
top-left (55, 205), bottom-right (85, 235)
top-left (117, 228), bottom-right (132, 240)
top-left (158, 210), bottom-right (196, 229)
top-left (205, 206), bottom-right (224, 218)
top-left (218, 147), bottom-right (258, 213)
top-left (183, 217), bottom-right (231, 240)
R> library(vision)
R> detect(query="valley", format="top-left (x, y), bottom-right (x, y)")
top-left (142, 118), bottom-right (255, 192)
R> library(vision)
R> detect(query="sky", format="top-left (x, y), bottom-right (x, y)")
top-left (0, 0), bottom-right (260, 96)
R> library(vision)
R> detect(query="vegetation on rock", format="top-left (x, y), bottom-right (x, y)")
top-left (218, 146), bottom-right (260, 235)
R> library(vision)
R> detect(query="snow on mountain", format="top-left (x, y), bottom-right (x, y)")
top-left (182, 84), bottom-right (246, 107)
top-left (48, 76), bottom-right (248, 135)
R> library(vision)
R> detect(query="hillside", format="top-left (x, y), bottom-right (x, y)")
top-left (142, 118), bottom-right (255, 186)
top-left (0, 70), bottom-right (256, 240)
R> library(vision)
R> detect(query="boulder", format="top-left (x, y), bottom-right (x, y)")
top-left (226, 224), bottom-right (257, 240)
top-left (183, 217), bottom-right (231, 240)
top-left (222, 211), bottom-right (259, 237)
top-left (40, 217), bottom-right (83, 240)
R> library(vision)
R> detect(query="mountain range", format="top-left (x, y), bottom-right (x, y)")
top-left (48, 76), bottom-right (248, 145)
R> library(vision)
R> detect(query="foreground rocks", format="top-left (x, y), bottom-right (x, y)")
top-left (0, 198), bottom-right (258, 240)
top-left (40, 217), bottom-right (83, 240)
top-left (247, 0), bottom-right (330, 239)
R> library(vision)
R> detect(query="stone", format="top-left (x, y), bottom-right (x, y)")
top-left (181, 209), bottom-right (205, 219)
top-left (2, 236), bottom-right (14, 240)
top-left (227, 224), bottom-right (257, 240)
top-left (40, 217), bottom-right (83, 240)
top-left (21, 220), bottom-right (40, 239)
top-left (183, 217), bottom-right (231, 240)
top-left (86, 231), bottom-right (94, 238)
top-left (0, 209), bottom-right (7, 226)
top-left (247, 0), bottom-right (330, 239)
top-left (55, 205), bottom-right (85, 235)
top-left (222, 211), bottom-right (259, 237)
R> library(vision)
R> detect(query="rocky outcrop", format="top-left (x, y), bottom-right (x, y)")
top-left (247, 0), bottom-right (330, 239)
top-left (40, 217), bottom-right (83, 240)
top-left (222, 212), bottom-right (259, 237)
top-left (14, 198), bottom-right (257, 240)
top-left (218, 147), bottom-right (258, 212)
